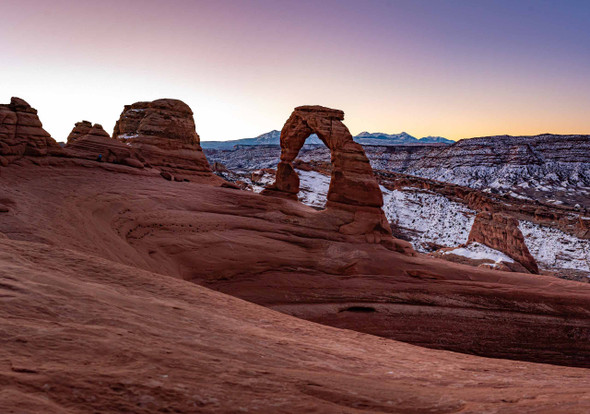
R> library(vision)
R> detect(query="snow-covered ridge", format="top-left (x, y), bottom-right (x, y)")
top-left (201, 130), bottom-right (452, 149)
top-left (520, 221), bottom-right (590, 273)
top-left (292, 173), bottom-right (590, 277)
top-left (381, 187), bottom-right (476, 251)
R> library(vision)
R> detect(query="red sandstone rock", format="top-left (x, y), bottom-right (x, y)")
top-left (2, 236), bottom-right (590, 413)
top-left (2, 162), bottom-right (589, 368)
top-left (112, 99), bottom-right (213, 177)
top-left (66, 120), bottom-right (110, 144)
top-left (0, 97), bottom-right (62, 165)
top-left (468, 211), bottom-right (539, 274)
top-left (263, 105), bottom-right (411, 252)
top-left (64, 121), bottom-right (145, 168)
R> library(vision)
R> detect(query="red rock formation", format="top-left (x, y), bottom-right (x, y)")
top-left (0, 97), bottom-right (62, 166)
top-left (64, 121), bottom-right (145, 168)
top-left (112, 99), bottom-right (213, 179)
top-left (468, 211), bottom-right (539, 274)
top-left (2, 162), bottom-right (589, 368)
top-left (66, 120), bottom-right (110, 143)
top-left (263, 106), bottom-right (411, 252)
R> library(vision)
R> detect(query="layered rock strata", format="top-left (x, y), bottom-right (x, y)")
top-left (205, 133), bottom-right (590, 207)
top-left (379, 171), bottom-right (590, 239)
top-left (112, 99), bottom-right (212, 178)
top-left (0, 97), bottom-right (62, 166)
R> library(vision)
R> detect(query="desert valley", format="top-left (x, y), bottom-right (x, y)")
top-left (1, 96), bottom-right (590, 412)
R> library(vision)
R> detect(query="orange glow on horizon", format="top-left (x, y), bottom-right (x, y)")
top-left (1, 0), bottom-right (589, 142)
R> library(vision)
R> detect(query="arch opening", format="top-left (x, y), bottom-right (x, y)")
top-left (262, 105), bottom-right (408, 244)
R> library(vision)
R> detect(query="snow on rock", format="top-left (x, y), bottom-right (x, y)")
top-left (118, 133), bottom-right (138, 140)
top-left (248, 168), bottom-right (589, 277)
top-left (250, 169), bottom-right (330, 209)
top-left (381, 187), bottom-right (476, 252)
top-left (297, 170), bottom-right (330, 208)
top-left (250, 171), bottom-right (275, 194)
top-left (443, 242), bottom-right (514, 264)
top-left (291, 175), bottom-right (477, 251)
top-left (519, 221), bottom-right (590, 273)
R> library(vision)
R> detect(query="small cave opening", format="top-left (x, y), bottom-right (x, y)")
top-left (339, 306), bottom-right (377, 313)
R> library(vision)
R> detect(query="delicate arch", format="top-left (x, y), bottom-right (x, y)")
top-left (266, 105), bottom-right (384, 208)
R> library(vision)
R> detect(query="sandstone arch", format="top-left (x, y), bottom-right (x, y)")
top-left (263, 106), bottom-right (411, 252)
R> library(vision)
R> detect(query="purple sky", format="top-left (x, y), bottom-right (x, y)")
top-left (1, 0), bottom-right (589, 141)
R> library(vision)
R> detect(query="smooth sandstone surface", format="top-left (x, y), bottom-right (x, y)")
top-left (2, 235), bottom-right (590, 413)
top-left (64, 121), bottom-right (145, 168)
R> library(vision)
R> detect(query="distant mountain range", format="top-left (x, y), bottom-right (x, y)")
top-left (200, 130), bottom-right (453, 149)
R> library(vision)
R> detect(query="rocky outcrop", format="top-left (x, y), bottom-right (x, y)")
top-left (262, 106), bottom-right (409, 251)
top-left (0, 97), bottom-right (62, 166)
top-left (468, 211), bottom-right (539, 274)
top-left (112, 99), bottom-right (212, 178)
top-left (204, 150), bottom-right (589, 276)
top-left (66, 120), bottom-right (110, 143)
top-left (64, 121), bottom-right (145, 168)
top-left (263, 106), bottom-right (382, 207)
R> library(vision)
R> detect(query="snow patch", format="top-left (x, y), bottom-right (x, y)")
top-left (381, 188), bottom-right (476, 251)
top-left (520, 221), bottom-right (590, 272)
top-left (443, 242), bottom-right (514, 263)
top-left (118, 133), bottom-right (138, 140)
top-left (297, 170), bottom-right (330, 208)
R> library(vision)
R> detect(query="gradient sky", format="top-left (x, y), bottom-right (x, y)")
top-left (1, 0), bottom-right (589, 142)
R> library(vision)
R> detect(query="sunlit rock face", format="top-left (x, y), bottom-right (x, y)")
top-left (0, 97), bottom-right (63, 165)
top-left (112, 98), bottom-right (213, 178)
